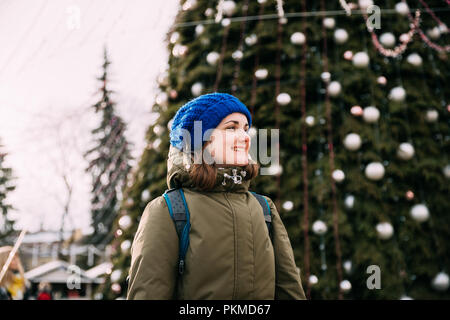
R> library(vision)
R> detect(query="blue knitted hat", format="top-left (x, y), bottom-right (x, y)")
top-left (170, 93), bottom-right (252, 152)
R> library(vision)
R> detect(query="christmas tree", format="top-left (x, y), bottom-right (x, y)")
top-left (84, 47), bottom-right (134, 255)
top-left (103, 0), bottom-right (450, 299)
top-left (0, 139), bottom-right (16, 244)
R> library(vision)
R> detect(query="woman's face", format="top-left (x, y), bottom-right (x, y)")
top-left (205, 112), bottom-right (250, 166)
top-left (9, 254), bottom-right (19, 270)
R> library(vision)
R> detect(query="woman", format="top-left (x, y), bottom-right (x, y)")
top-left (0, 246), bottom-right (29, 300)
top-left (127, 93), bottom-right (306, 300)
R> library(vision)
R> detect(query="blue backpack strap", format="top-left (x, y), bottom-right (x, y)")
top-left (250, 192), bottom-right (273, 240)
top-left (163, 188), bottom-right (191, 275)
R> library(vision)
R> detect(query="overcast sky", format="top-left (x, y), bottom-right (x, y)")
top-left (0, 0), bottom-right (179, 233)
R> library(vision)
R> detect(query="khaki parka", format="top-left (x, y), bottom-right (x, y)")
top-left (127, 146), bottom-right (306, 300)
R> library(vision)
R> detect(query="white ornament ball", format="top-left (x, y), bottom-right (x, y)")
top-left (204, 8), bottom-right (214, 17)
top-left (156, 92), bottom-right (168, 107)
top-left (206, 51), bottom-right (220, 65)
top-left (191, 82), bottom-right (203, 96)
top-left (365, 162), bottom-right (385, 181)
top-left (172, 44), bottom-right (187, 57)
top-left (376, 222), bottom-right (394, 240)
top-left (290, 32), bottom-right (306, 45)
top-left (327, 81), bottom-right (341, 97)
top-left (389, 86), bottom-right (406, 102)
top-left (443, 165), bottom-right (450, 179)
top-left (305, 116), bottom-right (315, 127)
top-left (399, 33), bottom-right (410, 43)
top-left (432, 272), bottom-right (450, 291)
top-left (340, 280), bottom-right (352, 293)
top-left (363, 106), bottom-right (380, 123)
top-left (407, 53), bottom-right (422, 67)
top-left (277, 93), bottom-right (291, 106)
top-left (425, 110), bottom-right (439, 123)
top-left (323, 17), bottom-right (336, 29)
top-left (169, 32), bottom-right (180, 44)
top-left (157, 72), bottom-right (169, 86)
top-left (118, 215), bottom-right (132, 230)
top-left (321, 72), bottom-right (331, 83)
top-left (255, 68), bottom-right (268, 80)
top-left (110, 269), bottom-right (122, 283)
top-left (222, 0), bottom-right (237, 16)
top-left (332, 169), bottom-right (345, 183)
top-left (358, 0), bottom-right (374, 10)
top-left (195, 24), bottom-right (205, 36)
top-left (334, 29), bottom-right (349, 44)
top-left (282, 201), bottom-right (294, 211)
top-left (312, 220), bottom-right (328, 235)
top-left (245, 34), bottom-right (258, 46)
top-left (410, 204), bottom-right (430, 223)
top-left (395, 2), bottom-right (409, 16)
top-left (309, 275), bottom-right (319, 285)
top-left (343, 260), bottom-right (352, 274)
top-left (120, 240), bottom-right (131, 251)
top-left (267, 164), bottom-right (283, 175)
top-left (343, 133), bottom-right (362, 151)
top-left (111, 283), bottom-right (121, 293)
top-left (380, 32), bottom-right (396, 48)
top-left (232, 50), bottom-right (243, 61)
top-left (400, 295), bottom-right (414, 300)
top-left (221, 18), bottom-right (231, 27)
top-left (344, 195), bottom-right (355, 209)
top-left (427, 27), bottom-right (441, 40)
top-left (397, 142), bottom-right (415, 160)
top-left (353, 52), bottom-right (370, 68)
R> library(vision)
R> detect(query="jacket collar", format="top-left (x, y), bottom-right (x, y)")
top-left (166, 145), bottom-right (253, 193)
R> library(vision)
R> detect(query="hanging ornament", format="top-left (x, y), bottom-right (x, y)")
top-left (320, 72), bottom-right (331, 83)
top-left (344, 195), bottom-right (355, 209)
top-left (221, 0), bottom-right (236, 17)
top-left (191, 82), bottom-right (204, 96)
top-left (395, 2), bottom-right (409, 16)
top-left (323, 17), bottom-right (336, 29)
top-left (305, 116), bottom-right (315, 127)
top-left (290, 32), bottom-right (306, 45)
top-left (399, 33), bottom-right (410, 43)
top-left (350, 105), bottom-right (363, 116)
top-left (312, 220), bottom-right (328, 235)
top-left (245, 34), bottom-right (258, 46)
top-left (365, 162), bottom-right (385, 181)
top-left (118, 215), bottom-right (132, 230)
top-left (376, 222), bottom-right (394, 240)
top-left (282, 201), bottom-right (294, 211)
top-left (232, 50), bottom-right (243, 61)
top-left (343, 50), bottom-right (353, 60)
top-left (389, 86), bottom-right (406, 102)
top-left (153, 138), bottom-right (162, 150)
top-left (141, 189), bottom-right (151, 202)
top-left (432, 272), bottom-right (450, 291)
top-left (157, 72), bottom-right (169, 86)
top-left (397, 142), bottom-right (415, 161)
top-left (380, 32), bottom-right (396, 48)
top-left (327, 81), bottom-right (341, 97)
top-left (169, 32), bottom-right (180, 44)
top-left (156, 92), bottom-right (168, 107)
top-left (363, 106), bottom-right (380, 123)
top-left (332, 169), bottom-right (345, 183)
top-left (277, 93), bottom-right (291, 106)
top-left (204, 8), bottom-right (214, 17)
top-left (207, 51), bottom-right (220, 65)
top-left (182, 0), bottom-right (197, 11)
top-left (195, 24), bottom-right (205, 36)
top-left (405, 190), bottom-right (414, 201)
top-left (110, 269), bottom-right (122, 283)
top-left (377, 76), bottom-right (387, 86)
top-left (343, 260), bottom-right (352, 274)
top-left (153, 125), bottom-right (164, 136)
top-left (169, 89), bottom-right (178, 99)
top-left (334, 29), bottom-right (349, 44)
top-left (425, 110), bottom-right (439, 123)
top-left (427, 27), bottom-right (441, 40)
top-left (172, 44), bottom-right (188, 57)
top-left (343, 133), bottom-right (362, 151)
top-left (120, 240), bottom-right (131, 252)
top-left (406, 53), bottom-right (422, 67)
top-left (257, 0), bottom-right (267, 3)
top-left (352, 52), bottom-right (370, 68)
top-left (340, 280), bottom-right (352, 293)
top-left (255, 68), bottom-right (268, 80)
top-left (221, 18), bottom-right (231, 27)
top-left (358, 0), bottom-right (373, 10)
top-left (111, 283), bottom-right (121, 294)
top-left (410, 204), bottom-right (430, 223)
top-left (443, 165), bottom-right (450, 179)
top-left (309, 275), bottom-right (319, 285)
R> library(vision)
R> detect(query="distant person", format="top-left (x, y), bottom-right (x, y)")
top-left (0, 246), bottom-right (30, 300)
top-left (37, 282), bottom-right (53, 300)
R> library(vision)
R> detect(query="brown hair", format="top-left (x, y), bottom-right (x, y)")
top-left (188, 145), bottom-right (260, 191)
top-left (0, 246), bottom-right (25, 289)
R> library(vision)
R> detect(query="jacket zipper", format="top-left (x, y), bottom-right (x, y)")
top-left (223, 192), bottom-right (237, 299)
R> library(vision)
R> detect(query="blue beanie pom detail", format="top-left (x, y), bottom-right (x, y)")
top-left (170, 93), bottom-right (252, 152)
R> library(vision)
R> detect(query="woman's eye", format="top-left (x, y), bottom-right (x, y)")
top-left (226, 127), bottom-right (236, 131)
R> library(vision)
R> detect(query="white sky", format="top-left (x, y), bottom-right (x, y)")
top-left (0, 0), bottom-right (179, 233)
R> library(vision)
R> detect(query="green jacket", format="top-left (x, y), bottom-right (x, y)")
top-left (127, 146), bottom-right (306, 300)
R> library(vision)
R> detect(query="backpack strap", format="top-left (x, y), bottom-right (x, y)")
top-left (250, 192), bottom-right (273, 240)
top-left (163, 188), bottom-right (190, 275)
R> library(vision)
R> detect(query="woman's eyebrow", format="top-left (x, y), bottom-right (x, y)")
top-left (224, 120), bottom-right (249, 127)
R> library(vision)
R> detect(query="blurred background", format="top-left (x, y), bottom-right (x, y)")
top-left (0, 0), bottom-right (449, 300)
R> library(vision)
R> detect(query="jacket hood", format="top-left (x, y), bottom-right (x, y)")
top-left (166, 145), bottom-right (256, 193)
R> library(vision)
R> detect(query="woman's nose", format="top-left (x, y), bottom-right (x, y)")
top-left (236, 128), bottom-right (250, 144)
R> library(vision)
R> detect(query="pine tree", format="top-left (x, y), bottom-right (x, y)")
top-left (84, 47), bottom-right (134, 253)
top-left (104, 0), bottom-right (450, 299)
top-left (0, 139), bottom-right (17, 245)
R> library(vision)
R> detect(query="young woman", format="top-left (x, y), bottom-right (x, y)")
top-left (127, 93), bottom-right (306, 300)
top-left (0, 246), bottom-right (29, 300)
